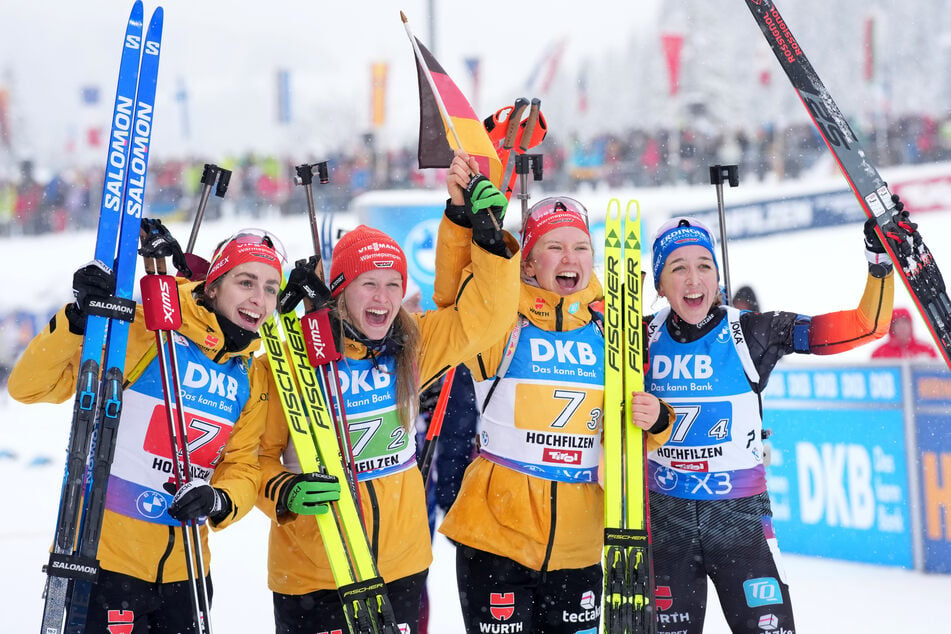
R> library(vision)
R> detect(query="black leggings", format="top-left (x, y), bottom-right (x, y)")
top-left (273, 570), bottom-right (428, 634)
top-left (455, 545), bottom-right (602, 634)
top-left (650, 491), bottom-right (797, 634)
top-left (83, 569), bottom-right (213, 633)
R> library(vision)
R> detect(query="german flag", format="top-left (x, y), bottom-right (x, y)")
top-left (413, 38), bottom-right (502, 188)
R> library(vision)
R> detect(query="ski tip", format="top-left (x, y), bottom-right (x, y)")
top-left (148, 5), bottom-right (165, 24)
top-left (129, 0), bottom-right (144, 24)
top-left (606, 197), bottom-right (621, 220)
top-left (624, 199), bottom-right (641, 222)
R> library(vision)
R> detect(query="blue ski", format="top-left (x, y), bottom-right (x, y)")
top-left (38, 3), bottom-right (164, 632)
top-left (65, 8), bottom-right (165, 633)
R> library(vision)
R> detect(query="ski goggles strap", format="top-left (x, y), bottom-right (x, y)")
top-left (206, 228), bottom-right (287, 285)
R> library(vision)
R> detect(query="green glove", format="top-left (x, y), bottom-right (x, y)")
top-left (463, 175), bottom-right (509, 256)
top-left (464, 174), bottom-right (508, 220)
top-left (277, 472), bottom-right (341, 516)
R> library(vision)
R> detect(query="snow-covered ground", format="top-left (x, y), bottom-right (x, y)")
top-left (2, 396), bottom-right (949, 632)
top-left (2, 182), bottom-right (951, 632)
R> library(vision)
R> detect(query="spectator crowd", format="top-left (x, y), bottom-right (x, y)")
top-left (3, 111), bottom-right (951, 236)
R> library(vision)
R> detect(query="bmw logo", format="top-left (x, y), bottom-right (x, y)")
top-left (137, 490), bottom-right (168, 519)
top-left (653, 467), bottom-right (679, 491)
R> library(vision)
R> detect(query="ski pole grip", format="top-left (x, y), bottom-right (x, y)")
top-left (300, 308), bottom-right (341, 367)
top-left (709, 164), bottom-right (739, 187)
top-left (141, 274), bottom-right (182, 331)
top-left (295, 161), bottom-right (329, 187)
top-left (200, 163), bottom-right (219, 186)
top-left (516, 154), bottom-right (530, 176)
top-left (518, 98), bottom-right (541, 153)
top-left (295, 163), bottom-right (314, 186)
top-left (503, 97), bottom-right (529, 150)
top-left (216, 168), bottom-right (232, 197)
top-left (517, 154), bottom-right (544, 180)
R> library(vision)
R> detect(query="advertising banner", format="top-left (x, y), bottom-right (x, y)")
top-left (911, 367), bottom-right (951, 573)
top-left (763, 365), bottom-right (913, 567)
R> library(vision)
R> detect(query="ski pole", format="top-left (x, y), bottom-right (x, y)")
top-left (297, 304), bottom-right (368, 529)
top-left (139, 229), bottom-right (213, 634)
top-left (503, 98), bottom-right (537, 205)
top-left (417, 366), bottom-right (457, 487)
top-left (181, 163), bottom-right (231, 280)
top-left (514, 100), bottom-right (545, 228)
top-left (186, 164), bottom-right (218, 254)
top-left (498, 97), bottom-right (530, 198)
top-left (709, 164), bottom-right (739, 305)
top-left (319, 362), bottom-right (364, 522)
top-left (517, 154), bottom-right (545, 230)
top-left (295, 161), bottom-right (330, 273)
top-left (518, 99), bottom-right (541, 154)
top-left (517, 98), bottom-right (547, 152)
top-left (293, 164), bottom-right (369, 523)
top-left (485, 98), bottom-right (546, 200)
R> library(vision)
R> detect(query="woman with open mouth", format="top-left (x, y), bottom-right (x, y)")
top-left (257, 150), bottom-right (521, 634)
top-left (440, 196), bottom-right (674, 634)
top-left (644, 215), bottom-right (896, 633)
top-left (9, 224), bottom-right (291, 632)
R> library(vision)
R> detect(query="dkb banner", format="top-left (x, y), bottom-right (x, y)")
top-left (762, 365), bottom-right (913, 568)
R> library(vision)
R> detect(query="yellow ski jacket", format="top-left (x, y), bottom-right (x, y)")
top-left (9, 279), bottom-right (272, 583)
top-left (256, 219), bottom-right (521, 595)
top-left (440, 276), bottom-right (673, 572)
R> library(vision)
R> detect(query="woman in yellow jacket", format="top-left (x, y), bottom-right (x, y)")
top-left (9, 227), bottom-right (285, 632)
top-left (255, 151), bottom-right (521, 634)
top-left (440, 197), bottom-right (674, 634)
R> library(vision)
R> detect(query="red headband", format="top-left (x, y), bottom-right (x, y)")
top-left (206, 241), bottom-right (283, 286)
top-left (522, 205), bottom-right (590, 258)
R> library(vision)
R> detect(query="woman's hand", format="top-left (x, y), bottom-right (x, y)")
top-left (629, 391), bottom-right (661, 431)
top-left (446, 149), bottom-right (480, 206)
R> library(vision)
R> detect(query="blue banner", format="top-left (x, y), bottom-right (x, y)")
top-left (911, 367), bottom-right (951, 573)
top-left (763, 366), bottom-right (913, 567)
top-left (688, 189), bottom-right (865, 241)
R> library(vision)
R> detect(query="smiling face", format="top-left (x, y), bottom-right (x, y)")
top-left (339, 268), bottom-right (405, 340)
top-left (205, 261), bottom-right (281, 331)
top-left (657, 244), bottom-right (720, 325)
top-left (523, 226), bottom-right (593, 296)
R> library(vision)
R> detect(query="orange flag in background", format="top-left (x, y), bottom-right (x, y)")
top-left (371, 62), bottom-right (388, 128)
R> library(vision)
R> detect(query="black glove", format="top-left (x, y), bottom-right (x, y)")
top-left (863, 217), bottom-right (893, 271)
top-left (276, 472), bottom-right (341, 516)
top-left (140, 218), bottom-right (191, 278)
top-left (444, 199), bottom-right (472, 228)
top-left (882, 194), bottom-right (921, 257)
top-left (278, 257), bottom-right (332, 314)
top-left (66, 261), bottom-right (117, 334)
top-left (166, 479), bottom-right (232, 523)
top-left (463, 175), bottom-right (508, 256)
